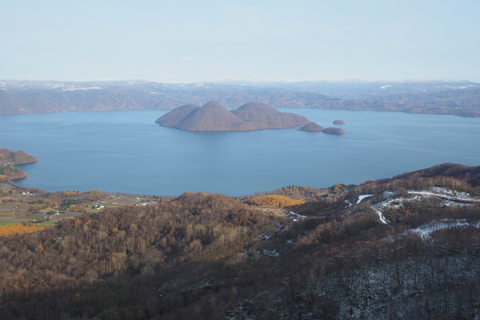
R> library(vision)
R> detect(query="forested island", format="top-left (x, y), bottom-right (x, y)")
top-left (156, 101), bottom-right (310, 131)
top-left (1, 162), bottom-right (480, 319)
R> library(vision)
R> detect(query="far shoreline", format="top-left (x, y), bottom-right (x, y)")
top-left (1, 106), bottom-right (480, 118)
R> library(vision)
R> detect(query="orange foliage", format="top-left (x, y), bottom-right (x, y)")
top-left (68, 205), bottom-right (87, 213)
top-left (36, 243), bottom-right (44, 253)
top-left (326, 247), bottom-right (341, 255)
top-left (0, 223), bottom-right (49, 237)
top-left (62, 191), bottom-right (81, 196)
top-left (247, 195), bottom-right (305, 208)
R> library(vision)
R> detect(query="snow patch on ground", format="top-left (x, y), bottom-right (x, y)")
top-left (376, 195), bottom-right (423, 210)
top-left (62, 87), bottom-right (103, 91)
top-left (262, 249), bottom-right (279, 257)
top-left (408, 219), bottom-right (480, 240)
top-left (408, 190), bottom-right (480, 203)
top-left (383, 191), bottom-right (394, 198)
top-left (288, 211), bottom-right (307, 222)
top-left (357, 194), bottom-right (374, 204)
top-left (256, 233), bottom-right (271, 241)
top-left (370, 205), bottom-right (388, 224)
top-left (429, 187), bottom-right (476, 200)
top-left (375, 187), bottom-right (479, 212)
top-left (257, 208), bottom-right (308, 221)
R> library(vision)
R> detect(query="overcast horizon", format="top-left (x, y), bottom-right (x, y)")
top-left (1, 0), bottom-right (479, 83)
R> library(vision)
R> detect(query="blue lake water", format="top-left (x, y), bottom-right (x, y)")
top-left (1, 109), bottom-right (480, 196)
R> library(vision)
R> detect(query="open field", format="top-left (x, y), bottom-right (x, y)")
top-left (0, 181), bottom-right (164, 236)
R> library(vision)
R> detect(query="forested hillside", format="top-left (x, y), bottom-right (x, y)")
top-left (0, 149), bottom-right (38, 166)
top-left (0, 149), bottom-right (38, 181)
top-left (1, 163), bottom-right (480, 319)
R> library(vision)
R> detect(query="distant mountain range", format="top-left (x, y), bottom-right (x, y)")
top-left (1, 79), bottom-right (480, 117)
top-left (228, 77), bottom-right (480, 99)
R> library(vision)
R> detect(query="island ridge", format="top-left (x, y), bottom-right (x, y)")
top-left (155, 101), bottom-right (310, 131)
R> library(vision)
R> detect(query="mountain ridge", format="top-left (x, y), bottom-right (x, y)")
top-left (2, 79), bottom-right (480, 117)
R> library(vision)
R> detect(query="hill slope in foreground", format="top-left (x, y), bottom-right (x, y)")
top-left (155, 100), bottom-right (310, 131)
top-left (1, 163), bottom-right (480, 319)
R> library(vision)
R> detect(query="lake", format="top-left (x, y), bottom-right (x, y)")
top-left (1, 109), bottom-right (480, 196)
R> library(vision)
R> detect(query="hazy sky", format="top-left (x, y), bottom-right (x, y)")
top-left (1, 0), bottom-right (479, 83)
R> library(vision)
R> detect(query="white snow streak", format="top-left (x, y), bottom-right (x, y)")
top-left (408, 219), bottom-right (480, 240)
top-left (408, 190), bottom-right (480, 203)
top-left (371, 205), bottom-right (388, 224)
top-left (357, 194), bottom-right (374, 204)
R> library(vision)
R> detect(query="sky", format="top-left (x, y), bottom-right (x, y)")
top-left (1, 0), bottom-right (479, 83)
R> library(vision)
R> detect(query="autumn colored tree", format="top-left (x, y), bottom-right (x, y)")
top-left (0, 223), bottom-right (49, 237)
top-left (246, 195), bottom-right (305, 208)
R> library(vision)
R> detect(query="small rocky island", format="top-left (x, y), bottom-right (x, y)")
top-left (297, 122), bottom-right (325, 132)
top-left (156, 101), bottom-right (310, 131)
top-left (333, 120), bottom-right (345, 125)
top-left (298, 122), bottom-right (346, 135)
top-left (323, 127), bottom-right (345, 135)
